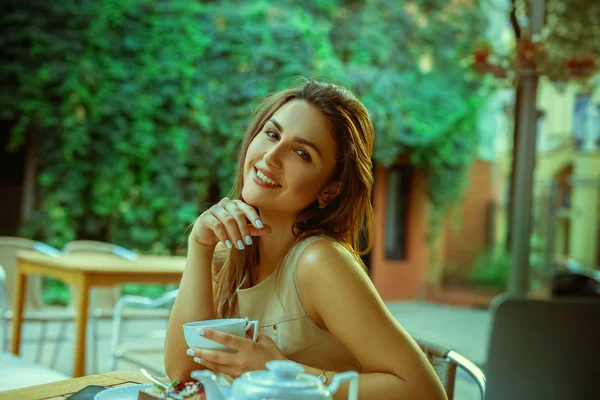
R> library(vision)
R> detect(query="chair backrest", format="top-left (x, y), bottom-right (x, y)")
top-left (414, 337), bottom-right (458, 399)
top-left (415, 336), bottom-right (486, 400)
top-left (0, 264), bottom-right (7, 313)
top-left (62, 240), bottom-right (138, 310)
top-left (62, 240), bottom-right (138, 261)
top-left (485, 297), bottom-right (600, 400)
top-left (0, 237), bottom-right (61, 312)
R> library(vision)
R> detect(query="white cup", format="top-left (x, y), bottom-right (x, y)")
top-left (183, 317), bottom-right (259, 351)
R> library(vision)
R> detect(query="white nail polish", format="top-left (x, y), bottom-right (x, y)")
top-left (186, 349), bottom-right (195, 356)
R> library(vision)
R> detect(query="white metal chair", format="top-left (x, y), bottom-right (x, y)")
top-left (414, 336), bottom-right (486, 400)
top-left (0, 263), bottom-right (9, 350)
top-left (0, 237), bottom-right (72, 367)
top-left (61, 240), bottom-right (139, 317)
top-left (62, 240), bottom-right (139, 261)
top-left (108, 289), bottom-right (178, 374)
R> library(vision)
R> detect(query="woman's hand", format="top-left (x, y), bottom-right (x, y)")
top-left (191, 198), bottom-right (271, 249)
top-left (186, 328), bottom-right (287, 378)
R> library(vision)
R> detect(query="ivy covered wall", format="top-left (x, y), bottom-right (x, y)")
top-left (1, 0), bottom-right (488, 272)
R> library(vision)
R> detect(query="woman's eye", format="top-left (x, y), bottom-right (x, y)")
top-left (297, 149), bottom-right (311, 161)
top-left (265, 130), bottom-right (278, 139)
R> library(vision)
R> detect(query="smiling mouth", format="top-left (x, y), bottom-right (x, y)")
top-left (254, 167), bottom-right (281, 187)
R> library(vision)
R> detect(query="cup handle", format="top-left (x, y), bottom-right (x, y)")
top-left (244, 318), bottom-right (259, 341)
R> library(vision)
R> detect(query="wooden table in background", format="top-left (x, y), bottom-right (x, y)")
top-left (10, 251), bottom-right (186, 378)
top-left (0, 371), bottom-right (151, 400)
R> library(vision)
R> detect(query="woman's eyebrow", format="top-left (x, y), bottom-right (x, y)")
top-left (269, 118), bottom-right (321, 157)
top-left (293, 137), bottom-right (321, 158)
top-left (269, 118), bottom-right (284, 132)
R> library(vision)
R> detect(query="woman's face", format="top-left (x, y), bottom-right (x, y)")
top-left (242, 99), bottom-right (339, 216)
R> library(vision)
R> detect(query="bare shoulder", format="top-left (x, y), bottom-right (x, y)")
top-left (296, 238), bottom-right (375, 324)
top-left (295, 237), bottom-right (448, 398)
top-left (296, 238), bottom-right (368, 282)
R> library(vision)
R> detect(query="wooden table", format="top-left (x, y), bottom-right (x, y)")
top-left (10, 251), bottom-right (186, 378)
top-left (0, 371), bottom-right (152, 400)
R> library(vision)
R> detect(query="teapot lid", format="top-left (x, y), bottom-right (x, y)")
top-left (232, 360), bottom-right (328, 399)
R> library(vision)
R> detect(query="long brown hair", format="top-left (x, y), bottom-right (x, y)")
top-left (213, 80), bottom-right (375, 318)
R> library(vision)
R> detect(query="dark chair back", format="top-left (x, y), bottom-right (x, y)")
top-left (486, 297), bottom-right (600, 400)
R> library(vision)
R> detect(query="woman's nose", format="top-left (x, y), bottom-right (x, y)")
top-left (263, 145), bottom-right (283, 169)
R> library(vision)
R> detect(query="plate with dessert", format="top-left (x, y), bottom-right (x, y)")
top-left (95, 379), bottom-right (206, 400)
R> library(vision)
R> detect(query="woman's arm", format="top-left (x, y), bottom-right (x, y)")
top-left (164, 236), bottom-right (216, 381)
top-left (165, 199), bottom-right (269, 381)
top-left (296, 240), bottom-right (448, 400)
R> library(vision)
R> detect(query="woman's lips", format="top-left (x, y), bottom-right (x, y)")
top-left (253, 167), bottom-right (281, 188)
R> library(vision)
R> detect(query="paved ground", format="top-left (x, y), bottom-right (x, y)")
top-left (388, 301), bottom-right (491, 367)
top-left (388, 301), bottom-right (490, 400)
top-left (1, 301), bottom-right (490, 399)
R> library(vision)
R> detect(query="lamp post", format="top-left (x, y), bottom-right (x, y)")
top-left (508, 0), bottom-right (546, 297)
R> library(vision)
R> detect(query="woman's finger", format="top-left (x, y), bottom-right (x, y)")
top-left (200, 328), bottom-right (248, 351)
top-left (246, 224), bottom-right (272, 238)
top-left (202, 212), bottom-right (231, 249)
top-left (193, 348), bottom-right (241, 367)
top-left (233, 201), bottom-right (272, 237)
top-left (192, 357), bottom-right (243, 378)
top-left (223, 200), bottom-right (253, 248)
top-left (233, 200), bottom-right (262, 229)
top-left (211, 202), bottom-right (244, 250)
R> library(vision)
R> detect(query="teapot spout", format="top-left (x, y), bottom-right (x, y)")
top-left (191, 370), bottom-right (226, 400)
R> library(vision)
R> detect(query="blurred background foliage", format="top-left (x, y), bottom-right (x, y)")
top-left (1, 0), bottom-right (488, 302)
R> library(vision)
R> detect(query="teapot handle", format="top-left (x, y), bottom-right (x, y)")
top-left (327, 371), bottom-right (358, 400)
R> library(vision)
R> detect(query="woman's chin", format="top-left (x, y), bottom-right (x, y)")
top-left (242, 193), bottom-right (284, 215)
top-left (241, 189), bottom-right (267, 209)
top-left (242, 187), bottom-right (304, 215)
top-left (244, 198), bottom-right (274, 211)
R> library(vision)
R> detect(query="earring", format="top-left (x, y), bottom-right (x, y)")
top-left (318, 198), bottom-right (328, 209)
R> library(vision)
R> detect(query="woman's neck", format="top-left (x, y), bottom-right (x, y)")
top-left (255, 210), bottom-right (298, 279)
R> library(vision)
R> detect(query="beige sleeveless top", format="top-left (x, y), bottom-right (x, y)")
top-left (237, 236), bottom-right (363, 373)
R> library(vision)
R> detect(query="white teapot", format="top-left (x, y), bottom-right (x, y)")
top-left (191, 360), bottom-right (358, 400)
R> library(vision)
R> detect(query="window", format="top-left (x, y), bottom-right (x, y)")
top-left (573, 94), bottom-right (600, 151)
top-left (385, 166), bottom-right (412, 260)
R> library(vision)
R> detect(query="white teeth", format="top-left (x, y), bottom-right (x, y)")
top-left (256, 169), bottom-right (278, 186)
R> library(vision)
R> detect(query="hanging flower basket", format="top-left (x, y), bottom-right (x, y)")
top-left (470, 35), bottom-right (599, 85)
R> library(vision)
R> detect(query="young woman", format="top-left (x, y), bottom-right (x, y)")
top-left (165, 80), bottom-right (447, 399)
